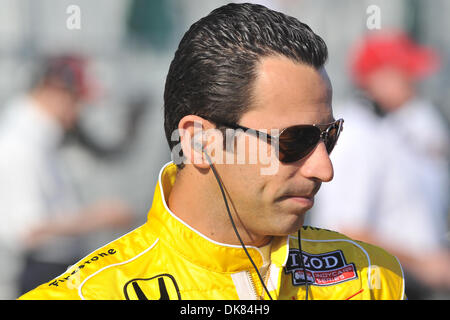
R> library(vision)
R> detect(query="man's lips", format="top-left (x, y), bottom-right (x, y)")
top-left (278, 194), bottom-right (315, 207)
top-left (277, 183), bottom-right (321, 207)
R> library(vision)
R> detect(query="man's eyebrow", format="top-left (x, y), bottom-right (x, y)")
top-left (312, 112), bottom-right (335, 125)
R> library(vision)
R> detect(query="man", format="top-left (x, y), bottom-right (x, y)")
top-left (312, 31), bottom-right (450, 299)
top-left (0, 55), bottom-right (133, 298)
top-left (19, 3), bottom-right (405, 300)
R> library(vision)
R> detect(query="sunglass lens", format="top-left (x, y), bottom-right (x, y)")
top-left (324, 126), bottom-right (338, 154)
top-left (325, 121), bottom-right (343, 154)
top-left (278, 126), bottom-right (320, 163)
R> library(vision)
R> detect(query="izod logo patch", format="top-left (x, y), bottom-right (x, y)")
top-left (284, 249), bottom-right (358, 286)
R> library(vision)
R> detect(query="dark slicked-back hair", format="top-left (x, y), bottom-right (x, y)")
top-left (164, 3), bottom-right (328, 167)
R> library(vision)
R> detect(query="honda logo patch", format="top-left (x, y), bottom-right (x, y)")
top-left (123, 274), bottom-right (181, 300)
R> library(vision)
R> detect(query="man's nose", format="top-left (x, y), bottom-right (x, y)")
top-left (299, 141), bottom-right (334, 182)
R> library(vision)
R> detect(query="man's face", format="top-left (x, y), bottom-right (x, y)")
top-left (364, 66), bottom-right (415, 112)
top-left (44, 84), bottom-right (84, 130)
top-left (215, 55), bottom-right (335, 243)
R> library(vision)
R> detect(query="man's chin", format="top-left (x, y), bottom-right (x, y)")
top-left (267, 214), bottom-right (306, 237)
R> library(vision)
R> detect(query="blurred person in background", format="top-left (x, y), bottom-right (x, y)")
top-left (0, 55), bottom-right (135, 299)
top-left (311, 31), bottom-right (450, 299)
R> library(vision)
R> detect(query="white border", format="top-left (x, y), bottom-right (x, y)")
top-left (50, 223), bottom-right (151, 285)
top-left (289, 235), bottom-right (406, 299)
top-left (289, 235), bottom-right (373, 289)
top-left (157, 162), bottom-right (264, 258)
top-left (394, 255), bottom-right (406, 300)
top-left (230, 271), bottom-right (258, 300)
top-left (77, 238), bottom-right (159, 300)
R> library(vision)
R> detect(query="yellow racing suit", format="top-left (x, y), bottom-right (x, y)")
top-left (19, 162), bottom-right (405, 300)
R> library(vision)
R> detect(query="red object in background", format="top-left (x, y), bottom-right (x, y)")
top-left (44, 54), bottom-right (101, 102)
top-left (350, 31), bottom-right (440, 87)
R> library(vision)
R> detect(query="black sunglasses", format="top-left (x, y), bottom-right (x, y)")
top-left (201, 116), bottom-right (344, 163)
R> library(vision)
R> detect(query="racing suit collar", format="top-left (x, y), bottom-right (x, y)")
top-left (146, 162), bottom-right (290, 273)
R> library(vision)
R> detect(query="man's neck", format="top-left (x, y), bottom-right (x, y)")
top-left (167, 167), bottom-right (271, 247)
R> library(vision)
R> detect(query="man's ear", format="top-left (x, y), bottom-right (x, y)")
top-left (178, 115), bottom-right (210, 169)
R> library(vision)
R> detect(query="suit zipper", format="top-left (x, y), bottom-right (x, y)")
top-left (246, 264), bottom-right (272, 300)
top-left (246, 271), bottom-right (259, 300)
